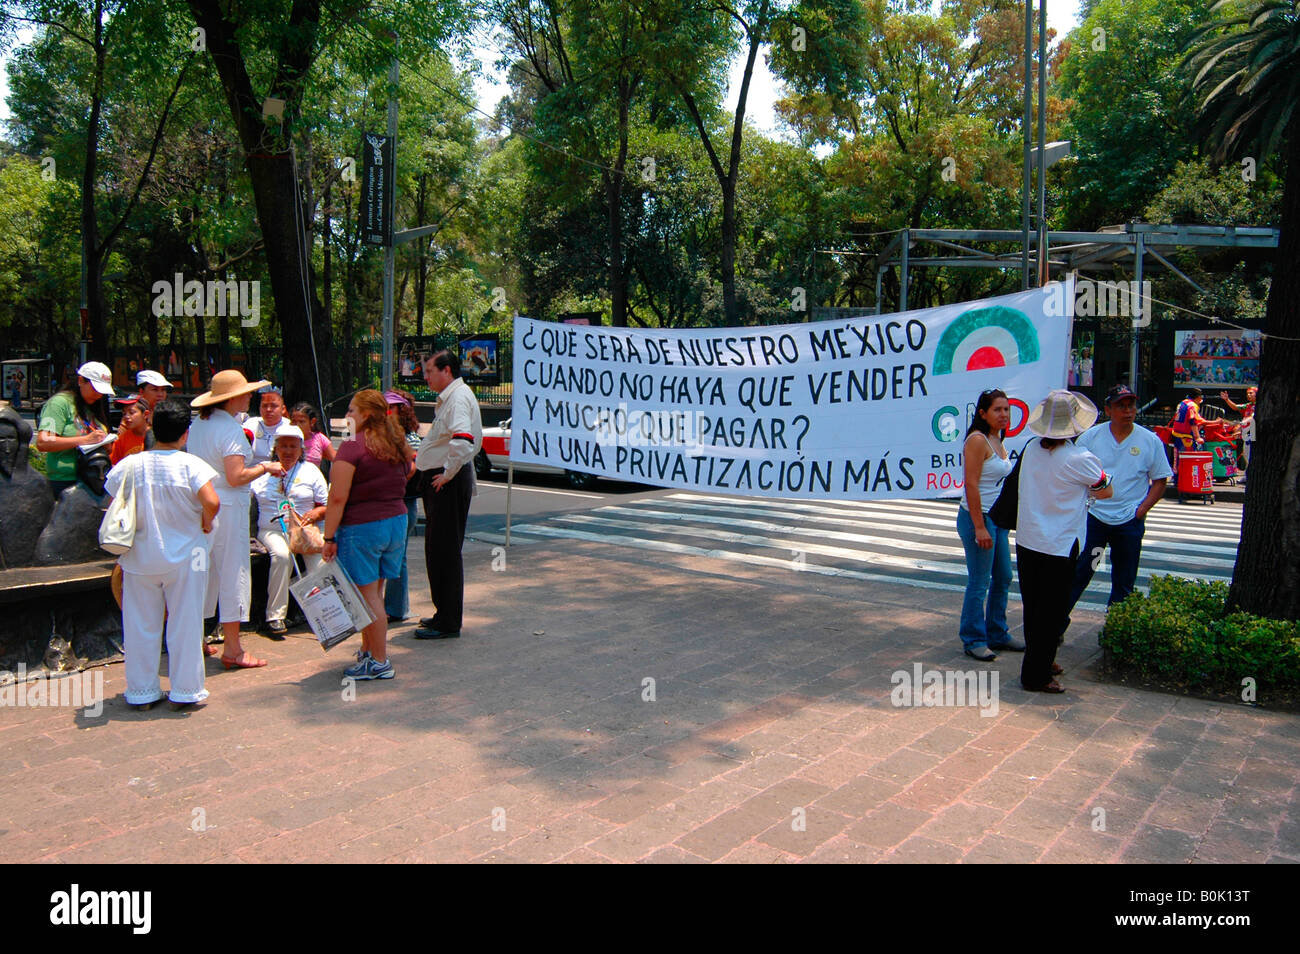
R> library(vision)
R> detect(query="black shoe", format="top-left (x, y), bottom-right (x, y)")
top-left (265, 619), bottom-right (287, 637)
top-left (413, 627), bottom-right (460, 640)
top-left (418, 617), bottom-right (437, 629)
top-left (387, 614), bottom-right (408, 624)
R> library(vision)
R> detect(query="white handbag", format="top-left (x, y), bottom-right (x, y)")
top-left (99, 455), bottom-right (139, 555)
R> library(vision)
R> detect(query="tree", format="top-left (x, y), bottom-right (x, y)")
top-left (1186, 0), bottom-right (1300, 620)
top-left (1055, 0), bottom-right (1204, 229)
top-left (182, 0), bottom-right (467, 400)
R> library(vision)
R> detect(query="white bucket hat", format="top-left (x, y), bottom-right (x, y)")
top-left (273, 425), bottom-right (305, 443)
top-left (77, 361), bottom-right (115, 396)
top-left (1026, 389), bottom-right (1098, 439)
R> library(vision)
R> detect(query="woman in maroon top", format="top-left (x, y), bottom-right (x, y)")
top-left (321, 389), bottom-right (416, 681)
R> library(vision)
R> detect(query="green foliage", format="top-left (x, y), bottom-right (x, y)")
top-left (1101, 575), bottom-right (1300, 704)
top-left (1185, 0), bottom-right (1300, 162)
top-left (1055, 0), bottom-right (1205, 228)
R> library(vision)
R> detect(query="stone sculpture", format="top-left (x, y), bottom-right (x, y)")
top-left (0, 406), bottom-right (55, 568)
top-left (33, 446), bottom-right (112, 566)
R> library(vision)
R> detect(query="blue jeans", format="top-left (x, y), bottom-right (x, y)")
top-left (1067, 513), bottom-right (1145, 611)
top-left (956, 506), bottom-right (1012, 648)
top-left (383, 496), bottom-right (420, 618)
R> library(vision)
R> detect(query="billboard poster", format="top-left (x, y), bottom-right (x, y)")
top-left (1173, 329), bottom-right (1260, 388)
top-left (458, 334), bottom-right (500, 385)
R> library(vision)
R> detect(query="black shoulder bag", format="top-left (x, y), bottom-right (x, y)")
top-left (987, 452), bottom-right (1023, 532)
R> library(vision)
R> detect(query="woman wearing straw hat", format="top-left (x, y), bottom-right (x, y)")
top-left (188, 370), bottom-right (285, 669)
top-left (1016, 390), bottom-right (1113, 693)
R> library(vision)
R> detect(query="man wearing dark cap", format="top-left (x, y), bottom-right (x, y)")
top-left (110, 394), bottom-right (155, 465)
top-left (1063, 384), bottom-right (1173, 621)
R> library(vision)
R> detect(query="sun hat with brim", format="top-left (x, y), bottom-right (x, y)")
top-left (1026, 389), bottom-right (1098, 439)
top-left (77, 361), bottom-right (115, 396)
top-left (191, 369), bottom-right (272, 408)
top-left (272, 425), bottom-right (305, 442)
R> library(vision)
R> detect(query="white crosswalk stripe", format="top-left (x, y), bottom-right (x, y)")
top-left (477, 493), bottom-right (1241, 612)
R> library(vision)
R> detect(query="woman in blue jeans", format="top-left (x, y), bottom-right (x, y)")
top-left (956, 389), bottom-right (1017, 661)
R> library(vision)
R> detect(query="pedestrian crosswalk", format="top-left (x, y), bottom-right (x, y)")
top-left (478, 492), bottom-right (1243, 612)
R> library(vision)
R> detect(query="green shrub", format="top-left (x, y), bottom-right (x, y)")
top-left (29, 445), bottom-right (46, 476)
top-left (1100, 575), bottom-right (1300, 705)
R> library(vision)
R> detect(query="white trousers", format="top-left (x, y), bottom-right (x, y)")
top-left (257, 526), bottom-right (322, 622)
top-left (122, 565), bottom-right (209, 704)
top-left (204, 506), bottom-right (251, 623)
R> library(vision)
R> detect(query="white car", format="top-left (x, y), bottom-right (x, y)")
top-left (475, 417), bottom-right (599, 489)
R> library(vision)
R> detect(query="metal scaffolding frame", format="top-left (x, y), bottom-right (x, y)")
top-left (864, 223), bottom-right (1279, 396)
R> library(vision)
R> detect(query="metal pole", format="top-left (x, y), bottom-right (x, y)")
top-left (1021, 0), bottom-right (1033, 290)
top-left (899, 229), bottom-right (910, 312)
top-left (1035, 0), bottom-right (1048, 287)
top-left (505, 454), bottom-right (514, 547)
top-left (381, 43), bottom-right (398, 393)
top-left (875, 268), bottom-right (884, 316)
top-left (1132, 232), bottom-right (1144, 396)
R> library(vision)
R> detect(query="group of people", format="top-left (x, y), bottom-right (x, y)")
top-left (957, 385), bottom-right (1171, 693)
top-left (37, 352), bottom-right (482, 710)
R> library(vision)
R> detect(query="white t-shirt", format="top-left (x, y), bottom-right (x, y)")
top-left (244, 415), bottom-right (295, 463)
top-left (251, 460), bottom-right (329, 531)
top-left (1075, 423), bottom-right (1173, 525)
top-left (187, 408), bottom-right (252, 501)
top-left (105, 450), bottom-right (217, 576)
top-left (1016, 439), bottom-right (1106, 557)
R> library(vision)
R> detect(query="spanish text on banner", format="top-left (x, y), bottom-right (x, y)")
top-left (510, 281), bottom-right (1073, 500)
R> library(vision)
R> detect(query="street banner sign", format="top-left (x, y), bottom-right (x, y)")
top-left (360, 132), bottom-right (394, 247)
top-left (511, 281), bottom-right (1073, 500)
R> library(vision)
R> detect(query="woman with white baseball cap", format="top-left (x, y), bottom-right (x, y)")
top-left (35, 361), bottom-right (114, 496)
top-left (188, 370), bottom-right (284, 669)
top-left (1015, 389), bottom-right (1113, 693)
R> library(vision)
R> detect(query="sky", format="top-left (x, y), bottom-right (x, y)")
top-left (1, 2), bottom-right (1083, 132)
top-left (467, 1), bottom-right (1083, 140)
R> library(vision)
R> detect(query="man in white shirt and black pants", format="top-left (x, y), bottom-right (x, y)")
top-left (413, 350), bottom-right (482, 639)
top-left (1064, 384), bottom-right (1172, 620)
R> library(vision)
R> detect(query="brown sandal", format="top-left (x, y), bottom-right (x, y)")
top-left (1024, 680), bottom-right (1065, 693)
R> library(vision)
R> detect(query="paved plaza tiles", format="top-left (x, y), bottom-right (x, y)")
top-left (2, 529), bottom-right (1297, 863)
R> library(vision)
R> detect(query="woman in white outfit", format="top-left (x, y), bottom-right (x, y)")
top-left (187, 370), bottom-right (284, 669)
top-left (251, 426), bottom-right (328, 634)
top-left (1016, 390), bottom-right (1113, 693)
top-left (104, 398), bottom-right (220, 710)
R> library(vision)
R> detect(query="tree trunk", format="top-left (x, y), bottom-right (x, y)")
top-left (81, 0), bottom-right (108, 360)
top-left (1228, 127), bottom-right (1300, 620)
top-left (186, 0), bottom-right (327, 407)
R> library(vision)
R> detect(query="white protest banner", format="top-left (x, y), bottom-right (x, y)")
top-left (511, 279), bottom-right (1073, 500)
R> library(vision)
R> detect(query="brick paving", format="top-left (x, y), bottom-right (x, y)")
top-left (2, 535), bottom-right (1298, 863)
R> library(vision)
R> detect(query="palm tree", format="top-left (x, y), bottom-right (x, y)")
top-left (1185, 0), bottom-right (1300, 619)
